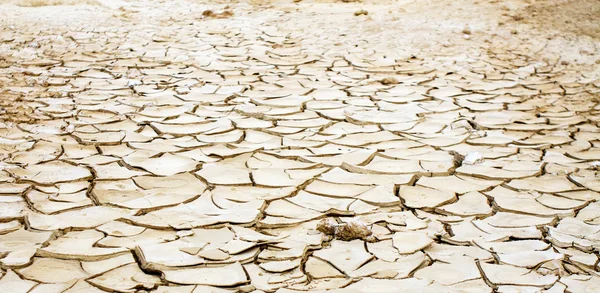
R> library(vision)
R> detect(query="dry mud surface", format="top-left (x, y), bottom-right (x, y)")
top-left (1, 0), bottom-right (600, 292)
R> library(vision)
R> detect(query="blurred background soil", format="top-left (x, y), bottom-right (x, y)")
top-left (522, 0), bottom-right (600, 39)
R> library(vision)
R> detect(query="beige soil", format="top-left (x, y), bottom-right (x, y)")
top-left (0, 0), bottom-right (599, 291)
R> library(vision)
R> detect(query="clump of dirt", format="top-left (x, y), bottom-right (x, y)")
top-left (316, 218), bottom-right (337, 235)
top-left (202, 9), bottom-right (234, 18)
top-left (317, 218), bottom-right (376, 242)
top-left (521, 0), bottom-right (600, 38)
top-left (354, 9), bottom-right (368, 16)
top-left (461, 25), bottom-right (471, 35)
top-left (511, 14), bottom-right (525, 22)
top-left (379, 77), bottom-right (399, 85)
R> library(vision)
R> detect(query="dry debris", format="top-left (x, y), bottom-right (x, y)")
top-left (462, 25), bottom-right (472, 35)
top-left (354, 9), bottom-right (368, 16)
top-left (317, 218), bottom-right (376, 242)
top-left (379, 77), bottom-right (399, 85)
top-left (202, 9), bottom-right (233, 18)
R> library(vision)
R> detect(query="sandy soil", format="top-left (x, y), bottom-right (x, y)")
top-left (525, 0), bottom-right (600, 39)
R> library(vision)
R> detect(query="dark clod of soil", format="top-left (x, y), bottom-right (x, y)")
top-left (202, 10), bottom-right (233, 19)
top-left (354, 9), bottom-right (368, 16)
top-left (317, 218), bottom-right (376, 242)
top-left (380, 77), bottom-right (399, 85)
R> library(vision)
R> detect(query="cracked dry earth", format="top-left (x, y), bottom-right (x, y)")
top-left (1, 0), bottom-right (600, 292)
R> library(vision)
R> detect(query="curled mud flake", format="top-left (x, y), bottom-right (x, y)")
top-left (463, 152), bottom-right (483, 165)
top-left (448, 150), bottom-right (465, 167)
top-left (316, 218), bottom-right (375, 242)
